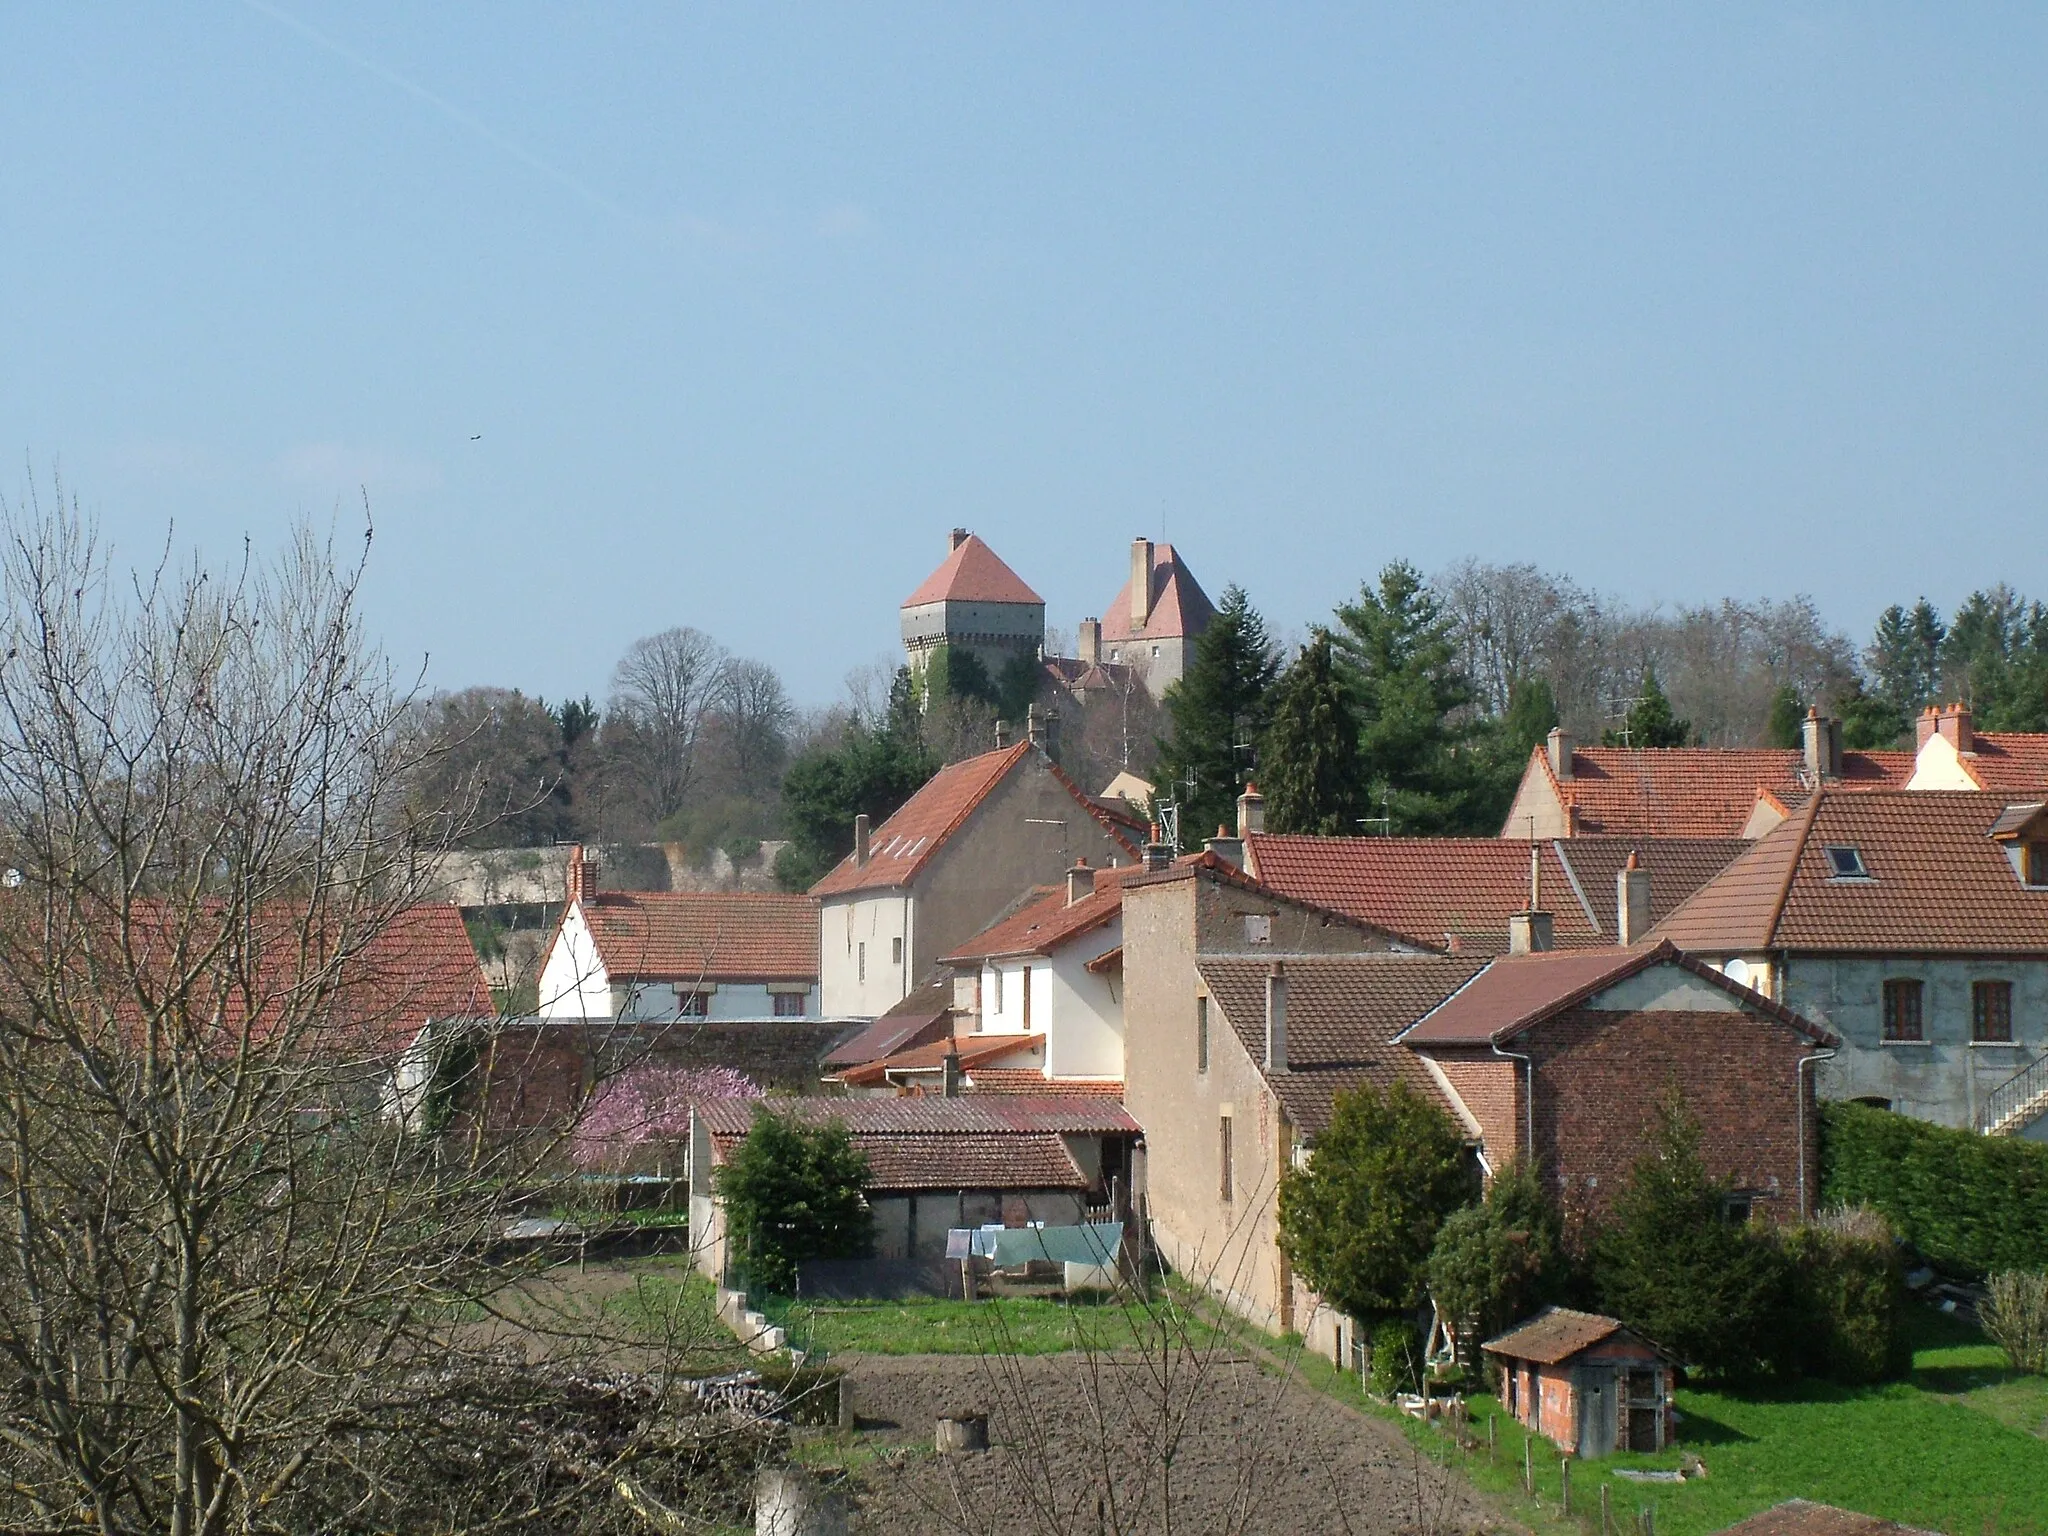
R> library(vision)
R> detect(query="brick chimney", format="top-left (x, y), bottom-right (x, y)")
top-left (1078, 618), bottom-right (1101, 668)
top-left (1547, 726), bottom-right (1574, 780)
top-left (1130, 538), bottom-right (1154, 629)
top-left (1237, 783), bottom-right (1265, 839)
top-left (1144, 825), bottom-right (1172, 872)
top-left (1264, 962), bottom-right (1288, 1074)
top-left (1802, 707), bottom-right (1842, 783)
top-left (950, 528), bottom-right (970, 552)
top-left (1938, 701), bottom-right (1974, 754)
top-left (1915, 706), bottom-right (1940, 749)
top-left (1508, 911), bottom-right (1555, 955)
top-left (1617, 850), bottom-right (1652, 946)
top-left (1066, 859), bottom-right (1095, 905)
top-left (854, 813), bottom-right (872, 867)
top-left (566, 844), bottom-right (598, 905)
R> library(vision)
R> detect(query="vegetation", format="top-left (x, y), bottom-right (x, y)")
top-left (1601, 664), bottom-right (1693, 747)
top-left (1260, 631), bottom-right (1366, 834)
top-left (1819, 1099), bottom-right (2048, 1276)
top-left (1425, 1159), bottom-right (1566, 1361)
top-left (1774, 1208), bottom-right (1910, 1385)
top-left (773, 666), bottom-right (937, 889)
top-left (714, 1106), bottom-right (874, 1295)
top-left (1277, 1080), bottom-right (1475, 1321)
top-left (1152, 583), bottom-right (1280, 841)
top-left (1983, 1271), bottom-right (2048, 1375)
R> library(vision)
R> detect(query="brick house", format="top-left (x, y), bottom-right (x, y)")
top-left (1652, 788), bottom-right (2048, 1136)
top-left (1484, 1308), bottom-right (1675, 1458)
top-left (811, 742), bottom-right (1141, 1019)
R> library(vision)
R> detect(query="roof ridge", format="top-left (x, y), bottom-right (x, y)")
top-left (1763, 789), bottom-right (1828, 943)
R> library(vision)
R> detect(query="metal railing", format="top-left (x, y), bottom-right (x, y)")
top-left (1980, 1052), bottom-right (2048, 1135)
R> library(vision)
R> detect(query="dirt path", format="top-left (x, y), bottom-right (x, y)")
top-left (836, 1351), bottom-right (1503, 1535)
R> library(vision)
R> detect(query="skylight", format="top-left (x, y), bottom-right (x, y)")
top-left (1823, 845), bottom-right (1870, 880)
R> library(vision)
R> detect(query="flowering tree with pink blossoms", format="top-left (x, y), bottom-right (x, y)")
top-left (569, 1062), bottom-right (762, 1172)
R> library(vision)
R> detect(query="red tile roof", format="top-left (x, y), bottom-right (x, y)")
top-left (832, 1032), bottom-right (1037, 1087)
top-left (901, 534), bottom-right (1044, 608)
top-left (1483, 1308), bottom-right (1655, 1365)
top-left (964, 1068), bottom-right (1124, 1096)
top-left (942, 868), bottom-right (1131, 962)
top-left (810, 745), bottom-right (1140, 897)
top-left (1524, 746), bottom-right (1913, 839)
top-left (1949, 732), bottom-right (2048, 795)
top-left (851, 1133), bottom-right (1087, 1191)
top-left (695, 1096), bottom-right (1139, 1137)
top-left (580, 890), bottom-right (818, 981)
top-left (1100, 543), bottom-right (1216, 643)
top-left (1654, 789), bottom-right (2048, 956)
top-left (1714, 1502), bottom-right (1941, 1536)
top-left (355, 902), bottom-right (496, 1048)
top-left (1397, 941), bottom-right (1833, 1048)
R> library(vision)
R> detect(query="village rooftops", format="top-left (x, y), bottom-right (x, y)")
top-left (1483, 1307), bottom-right (1659, 1366)
top-left (900, 532), bottom-right (1044, 609)
top-left (573, 887), bottom-right (819, 982)
top-left (1397, 941), bottom-right (1835, 1049)
top-left (1652, 789), bottom-right (2048, 956)
top-left (821, 978), bottom-right (953, 1069)
top-left (1515, 743), bottom-right (1913, 839)
top-left (1244, 834), bottom-right (1747, 955)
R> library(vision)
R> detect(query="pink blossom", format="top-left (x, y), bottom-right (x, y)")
top-left (570, 1063), bottom-right (762, 1171)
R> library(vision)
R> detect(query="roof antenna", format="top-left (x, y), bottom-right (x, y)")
top-left (1528, 817), bottom-right (1541, 911)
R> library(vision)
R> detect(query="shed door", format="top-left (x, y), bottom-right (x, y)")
top-left (1627, 1369), bottom-right (1662, 1453)
top-left (1579, 1367), bottom-right (1617, 1457)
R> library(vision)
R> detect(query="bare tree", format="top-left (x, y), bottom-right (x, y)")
top-left (1436, 560), bottom-right (1595, 717)
top-left (609, 627), bottom-right (731, 824)
top-left (708, 656), bottom-right (795, 791)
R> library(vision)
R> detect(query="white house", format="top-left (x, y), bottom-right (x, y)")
top-left (537, 847), bottom-right (821, 1023)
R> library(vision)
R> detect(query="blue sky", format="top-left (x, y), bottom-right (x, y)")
top-left (3, 5), bottom-right (2044, 706)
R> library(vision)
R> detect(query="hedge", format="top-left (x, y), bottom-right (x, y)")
top-left (1819, 1101), bottom-right (2048, 1276)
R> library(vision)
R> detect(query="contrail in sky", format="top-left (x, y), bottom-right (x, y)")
top-left (239, 0), bottom-right (631, 222)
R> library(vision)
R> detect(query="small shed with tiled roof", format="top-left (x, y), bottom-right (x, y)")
top-left (1484, 1307), bottom-right (1675, 1457)
top-left (1714, 1501), bottom-right (1943, 1536)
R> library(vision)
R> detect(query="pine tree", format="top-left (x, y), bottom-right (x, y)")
top-left (1603, 666), bottom-right (1691, 748)
top-left (1261, 632), bottom-right (1367, 835)
top-left (1763, 685), bottom-right (1805, 749)
top-left (1867, 600), bottom-right (1945, 714)
top-left (1153, 585), bottom-right (1278, 845)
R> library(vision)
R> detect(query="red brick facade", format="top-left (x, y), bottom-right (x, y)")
top-left (1429, 1055), bottom-right (1521, 1164)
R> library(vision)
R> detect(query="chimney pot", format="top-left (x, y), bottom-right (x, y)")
top-left (1938, 701), bottom-right (1974, 755)
top-left (567, 844), bottom-right (598, 904)
top-left (950, 528), bottom-right (970, 552)
top-left (1509, 911), bottom-right (1555, 955)
top-left (1203, 830), bottom-right (1246, 869)
top-left (941, 1049), bottom-right (962, 1097)
top-left (994, 718), bottom-right (1010, 750)
top-left (1264, 962), bottom-right (1288, 1074)
top-left (1144, 825), bottom-right (1172, 872)
top-left (854, 813), bottom-right (872, 867)
top-left (1617, 854), bottom-right (1652, 946)
top-left (1237, 783), bottom-right (1266, 839)
top-left (1130, 538), bottom-right (1154, 630)
top-left (1547, 726), bottom-right (1575, 780)
top-left (1915, 705), bottom-right (1940, 749)
top-left (1066, 860), bottom-right (1095, 905)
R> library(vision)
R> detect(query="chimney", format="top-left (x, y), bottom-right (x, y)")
top-left (1915, 706), bottom-right (1939, 748)
top-left (1078, 618), bottom-right (1101, 667)
top-left (1801, 707), bottom-right (1843, 783)
top-left (1617, 850), bottom-right (1652, 946)
top-left (1264, 963), bottom-right (1288, 1073)
top-left (853, 813), bottom-right (872, 867)
top-left (1508, 911), bottom-right (1555, 955)
top-left (1938, 701), bottom-right (1974, 754)
top-left (566, 844), bottom-right (598, 905)
top-left (994, 718), bottom-right (1010, 750)
top-left (1204, 826), bottom-right (1246, 868)
top-left (1144, 825), bottom-right (1172, 872)
top-left (1130, 538), bottom-right (1154, 629)
top-left (941, 1049), bottom-right (962, 1097)
top-left (1066, 859), bottom-right (1095, 905)
top-left (1237, 783), bottom-right (1266, 839)
top-left (1026, 702), bottom-right (1056, 754)
top-left (1547, 726), bottom-right (1574, 780)
top-left (950, 528), bottom-right (970, 552)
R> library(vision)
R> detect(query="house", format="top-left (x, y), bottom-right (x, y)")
top-left (1501, 718), bottom-right (1914, 839)
top-left (1078, 538), bottom-right (1216, 700)
top-left (1904, 702), bottom-right (2048, 795)
top-left (687, 1095), bottom-right (1141, 1276)
top-left (810, 741), bottom-right (1142, 1019)
top-left (1651, 789), bottom-right (2048, 1137)
top-left (1715, 1501), bottom-right (1942, 1536)
top-left (1484, 1308), bottom-right (1675, 1458)
top-left (537, 846), bottom-right (822, 1022)
top-left (900, 529), bottom-right (1045, 685)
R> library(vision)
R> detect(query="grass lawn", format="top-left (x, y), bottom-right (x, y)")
top-left (761, 1289), bottom-right (1221, 1357)
top-left (1280, 1305), bottom-right (2048, 1536)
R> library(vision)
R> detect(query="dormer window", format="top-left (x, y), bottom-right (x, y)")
top-left (1823, 846), bottom-right (1870, 880)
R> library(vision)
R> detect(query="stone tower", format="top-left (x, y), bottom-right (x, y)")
top-left (900, 529), bottom-right (1046, 684)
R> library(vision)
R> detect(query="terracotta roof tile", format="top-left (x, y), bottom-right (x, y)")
top-left (1482, 1307), bottom-right (1642, 1365)
top-left (1952, 733), bottom-right (2048, 795)
top-left (901, 534), bottom-right (1044, 608)
top-left (1654, 790), bottom-right (2048, 955)
top-left (964, 1068), bottom-right (1124, 1096)
top-left (943, 869), bottom-right (1130, 962)
top-left (1529, 747), bottom-right (1913, 839)
top-left (1100, 543), bottom-right (1216, 643)
top-left (1714, 1501), bottom-right (1942, 1536)
top-left (832, 1032), bottom-right (1037, 1087)
top-left (695, 1096), bottom-right (1138, 1137)
top-left (581, 890), bottom-right (818, 981)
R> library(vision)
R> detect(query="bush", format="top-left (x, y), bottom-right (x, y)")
top-left (1983, 1272), bottom-right (2048, 1375)
top-left (1820, 1101), bottom-right (2048, 1276)
top-left (1369, 1318), bottom-right (1420, 1399)
top-left (1425, 1160), bottom-right (1566, 1361)
top-left (1774, 1210), bottom-right (1909, 1384)
top-left (715, 1106), bottom-right (873, 1295)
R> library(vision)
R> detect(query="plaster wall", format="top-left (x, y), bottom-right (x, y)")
top-left (975, 919), bottom-right (1124, 1079)
top-left (820, 892), bottom-right (915, 1019)
top-left (1500, 759), bottom-right (1571, 839)
top-left (605, 979), bottom-right (821, 1023)
top-left (537, 903), bottom-right (611, 1019)
top-left (1905, 733), bottom-right (1980, 791)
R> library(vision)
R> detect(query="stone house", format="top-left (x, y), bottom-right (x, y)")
top-left (1073, 538), bottom-right (1216, 701)
top-left (899, 529), bottom-right (1045, 686)
top-left (1653, 788), bottom-right (2048, 1136)
top-left (1484, 1308), bottom-right (1675, 1458)
top-left (811, 742), bottom-right (1141, 1019)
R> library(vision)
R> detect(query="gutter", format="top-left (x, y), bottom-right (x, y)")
top-left (1796, 1044), bottom-right (1836, 1219)
top-left (1491, 1034), bottom-right (1537, 1167)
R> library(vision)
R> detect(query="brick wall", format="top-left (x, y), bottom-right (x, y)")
top-left (1525, 1006), bottom-right (1817, 1221)
top-left (1424, 1052), bottom-right (1522, 1165)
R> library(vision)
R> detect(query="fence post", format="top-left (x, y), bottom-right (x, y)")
top-left (1600, 1483), bottom-right (1610, 1536)
top-left (1561, 1457), bottom-right (1571, 1517)
top-left (1523, 1434), bottom-right (1532, 1494)
top-left (1487, 1414), bottom-right (1496, 1463)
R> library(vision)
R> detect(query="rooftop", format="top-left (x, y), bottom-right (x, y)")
top-left (578, 889), bottom-right (819, 981)
top-left (901, 532), bottom-right (1045, 609)
top-left (1100, 542), bottom-right (1216, 643)
top-left (1528, 745), bottom-right (1913, 839)
top-left (1483, 1307), bottom-right (1652, 1365)
top-left (942, 867), bottom-right (1132, 963)
top-left (1713, 1501), bottom-right (1942, 1536)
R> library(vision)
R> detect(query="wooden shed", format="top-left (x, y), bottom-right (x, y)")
top-left (1483, 1307), bottom-right (1674, 1458)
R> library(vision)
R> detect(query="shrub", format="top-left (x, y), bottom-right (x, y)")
top-left (1590, 1092), bottom-right (1790, 1380)
top-left (1982, 1271), bottom-right (2048, 1375)
top-left (715, 1106), bottom-right (873, 1295)
top-left (1774, 1210), bottom-right (1909, 1384)
top-left (1820, 1100), bottom-right (2048, 1276)
top-left (1369, 1318), bottom-right (1420, 1399)
top-left (1277, 1080), bottom-right (1476, 1321)
top-left (1426, 1160), bottom-right (1566, 1362)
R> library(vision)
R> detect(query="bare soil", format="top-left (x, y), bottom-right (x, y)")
top-left (834, 1351), bottom-right (1505, 1536)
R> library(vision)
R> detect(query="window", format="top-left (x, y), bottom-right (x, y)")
top-left (858, 942), bottom-right (866, 983)
top-left (1196, 995), bottom-right (1210, 1072)
top-left (1218, 1115), bottom-right (1234, 1203)
top-left (891, 936), bottom-right (903, 966)
top-left (1974, 980), bottom-right (2014, 1043)
top-left (2025, 844), bottom-right (2048, 888)
top-left (1882, 978), bottom-right (1924, 1042)
top-left (1823, 845), bottom-right (1870, 880)
top-left (678, 990), bottom-right (709, 1018)
top-left (773, 991), bottom-right (808, 1018)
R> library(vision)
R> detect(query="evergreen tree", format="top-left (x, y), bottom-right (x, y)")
top-left (1261, 632), bottom-right (1367, 835)
top-left (1867, 600), bottom-right (1945, 714)
top-left (921, 644), bottom-right (994, 708)
top-left (774, 667), bottom-right (936, 889)
top-left (1277, 1080), bottom-right (1475, 1321)
top-left (715, 1106), bottom-right (874, 1295)
top-left (1330, 562), bottom-right (1478, 833)
top-left (1426, 1160), bottom-right (1567, 1360)
top-left (1838, 678), bottom-right (1909, 750)
top-left (1464, 677), bottom-right (1562, 834)
top-left (1153, 585), bottom-right (1278, 845)
top-left (1602, 666), bottom-right (1691, 747)
top-left (1763, 685), bottom-right (1805, 750)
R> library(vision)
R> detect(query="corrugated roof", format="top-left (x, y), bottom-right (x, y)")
top-left (580, 890), bottom-right (818, 981)
top-left (694, 1096), bottom-right (1139, 1137)
top-left (1099, 543), bottom-right (1216, 643)
top-left (1654, 790), bottom-right (2048, 955)
top-left (1714, 1501), bottom-right (1942, 1536)
top-left (1526, 746), bottom-right (1913, 839)
top-left (1195, 954), bottom-right (1487, 1136)
top-left (821, 978), bottom-right (952, 1068)
top-left (943, 869), bottom-right (1129, 962)
top-left (901, 534), bottom-right (1045, 608)
top-left (1483, 1307), bottom-right (1646, 1365)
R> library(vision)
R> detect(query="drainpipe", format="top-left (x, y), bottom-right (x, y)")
top-left (1491, 1036), bottom-right (1536, 1167)
top-left (1796, 1047), bottom-right (1836, 1219)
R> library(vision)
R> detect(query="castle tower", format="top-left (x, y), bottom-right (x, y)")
top-left (1096, 538), bottom-right (1215, 698)
top-left (900, 529), bottom-right (1046, 686)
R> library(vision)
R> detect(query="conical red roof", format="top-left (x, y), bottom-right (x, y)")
top-left (902, 534), bottom-right (1044, 608)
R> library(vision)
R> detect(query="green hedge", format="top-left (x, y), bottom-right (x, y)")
top-left (1819, 1102), bottom-right (2048, 1276)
